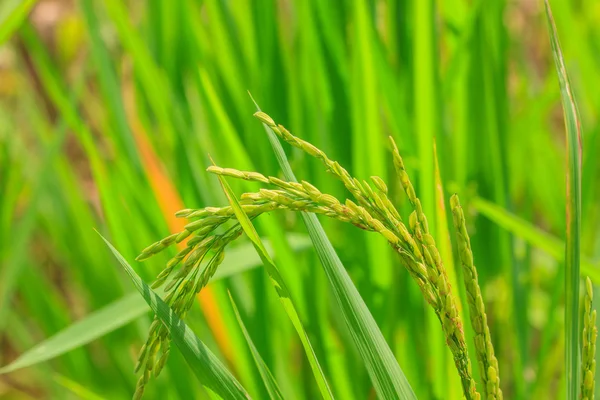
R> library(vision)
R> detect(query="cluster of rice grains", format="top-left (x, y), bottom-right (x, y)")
top-left (252, 111), bottom-right (482, 399)
top-left (133, 213), bottom-right (243, 398)
top-left (134, 111), bottom-right (595, 399)
top-left (581, 277), bottom-right (598, 400)
top-left (451, 195), bottom-right (502, 399)
top-left (133, 110), bottom-right (492, 399)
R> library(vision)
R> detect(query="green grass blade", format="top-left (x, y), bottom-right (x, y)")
top-left (229, 294), bottom-right (285, 400)
top-left (80, 0), bottom-right (141, 171)
top-left (412, 0), bottom-right (438, 226)
top-left (350, 0), bottom-right (392, 288)
top-left (216, 173), bottom-right (334, 400)
top-left (0, 119), bottom-right (69, 332)
top-left (0, 293), bottom-right (146, 375)
top-left (473, 197), bottom-right (599, 283)
top-left (0, 0), bottom-right (36, 45)
top-left (102, 0), bottom-right (174, 143)
top-left (544, 2), bottom-right (583, 398)
top-left (53, 374), bottom-right (105, 400)
top-left (251, 96), bottom-right (417, 400)
top-left (0, 235), bottom-right (310, 375)
top-left (472, 196), bottom-right (563, 259)
top-left (98, 233), bottom-right (250, 400)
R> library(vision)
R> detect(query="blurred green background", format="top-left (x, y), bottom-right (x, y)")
top-left (1, 0), bottom-right (600, 399)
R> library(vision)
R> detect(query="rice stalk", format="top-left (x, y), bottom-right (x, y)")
top-left (451, 195), bottom-right (502, 400)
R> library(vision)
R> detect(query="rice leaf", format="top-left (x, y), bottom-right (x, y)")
top-left (350, 0), bottom-right (393, 288)
top-left (251, 95), bottom-right (417, 400)
top-left (216, 172), bottom-right (334, 400)
top-left (97, 233), bottom-right (250, 399)
top-left (473, 197), bottom-right (599, 283)
top-left (0, 0), bottom-right (36, 45)
top-left (0, 292), bottom-right (146, 375)
top-left (544, 2), bottom-right (583, 398)
top-left (53, 374), bottom-right (105, 400)
top-left (0, 235), bottom-right (310, 375)
top-left (229, 293), bottom-right (285, 400)
top-left (0, 117), bottom-right (70, 333)
top-left (80, 0), bottom-right (141, 170)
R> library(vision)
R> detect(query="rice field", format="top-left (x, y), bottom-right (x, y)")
top-left (1, 0), bottom-right (600, 399)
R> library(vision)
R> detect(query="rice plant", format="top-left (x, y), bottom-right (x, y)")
top-left (136, 111), bottom-right (480, 397)
top-left (2, 0), bottom-right (600, 399)
top-left (130, 109), bottom-right (596, 399)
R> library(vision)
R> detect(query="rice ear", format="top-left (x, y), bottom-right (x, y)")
top-left (451, 194), bottom-right (502, 400)
top-left (581, 277), bottom-right (597, 400)
top-left (136, 112), bottom-right (482, 400)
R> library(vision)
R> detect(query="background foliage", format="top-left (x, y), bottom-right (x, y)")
top-left (1, 0), bottom-right (599, 398)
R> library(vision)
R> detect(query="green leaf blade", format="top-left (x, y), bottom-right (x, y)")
top-left (0, 0), bottom-right (37, 45)
top-left (0, 293), bottom-right (145, 375)
top-left (544, 2), bottom-right (583, 399)
top-left (229, 294), bottom-right (285, 400)
top-left (473, 197), bottom-right (600, 284)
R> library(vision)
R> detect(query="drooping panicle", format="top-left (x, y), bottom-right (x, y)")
top-left (136, 110), bottom-right (484, 400)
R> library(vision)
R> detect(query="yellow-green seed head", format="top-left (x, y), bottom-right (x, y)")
top-left (175, 229), bottom-right (192, 243)
top-left (253, 111), bottom-right (275, 126)
top-left (370, 176), bottom-right (388, 193)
